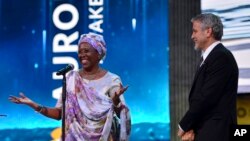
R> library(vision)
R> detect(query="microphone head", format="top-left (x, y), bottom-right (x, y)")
top-left (68, 64), bottom-right (74, 70)
top-left (56, 64), bottom-right (75, 76)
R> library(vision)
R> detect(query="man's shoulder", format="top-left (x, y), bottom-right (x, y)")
top-left (205, 43), bottom-right (237, 69)
top-left (214, 43), bottom-right (232, 54)
top-left (209, 43), bottom-right (234, 60)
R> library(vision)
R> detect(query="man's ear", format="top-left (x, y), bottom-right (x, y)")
top-left (206, 27), bottom-right (213, 38)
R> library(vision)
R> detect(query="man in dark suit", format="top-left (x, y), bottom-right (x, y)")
top-left (177, 13), bottom-right (239, 141)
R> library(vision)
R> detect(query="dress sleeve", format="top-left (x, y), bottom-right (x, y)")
top-left (55, 95), bottom-right (62, 108)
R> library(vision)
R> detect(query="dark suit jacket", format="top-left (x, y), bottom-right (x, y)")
top-left (179, 43), bottom-right (239, 141)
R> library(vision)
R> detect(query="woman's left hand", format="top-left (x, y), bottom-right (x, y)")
top-left (112, 83), bottom-right (128, 105)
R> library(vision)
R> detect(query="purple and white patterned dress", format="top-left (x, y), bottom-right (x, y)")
top-left (56, 71), bottom-right (131, 141)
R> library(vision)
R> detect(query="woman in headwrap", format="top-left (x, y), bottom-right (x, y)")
top-left (9, 32), bottom-right (131, 141)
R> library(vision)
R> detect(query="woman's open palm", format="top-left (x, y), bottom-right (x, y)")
top-left (9, 92), bottom-right (33, 105)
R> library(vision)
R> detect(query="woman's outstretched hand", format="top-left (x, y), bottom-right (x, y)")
top-left (9, 92), bottom-right (33, 105)
top-left (9, 92), bottom-right (61, 120)
top-left (112, 83), bottom-right (128, 105)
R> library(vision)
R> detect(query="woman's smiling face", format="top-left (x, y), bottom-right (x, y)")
top-left (78, 42), bottom-right (100, 70)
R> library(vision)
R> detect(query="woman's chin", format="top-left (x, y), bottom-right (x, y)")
top-left (82, 64), bottom-right (91, 70)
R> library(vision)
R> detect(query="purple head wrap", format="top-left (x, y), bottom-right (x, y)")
top-left (78, 32), bottom-right (107, 59)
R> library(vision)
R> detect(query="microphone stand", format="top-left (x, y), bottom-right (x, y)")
top-left (61, 73), bottom-right (67, 141)
top-left (56, 64), bottom-right (74, 141)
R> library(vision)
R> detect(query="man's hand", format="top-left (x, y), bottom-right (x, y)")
top-left (181, 130), bottom-right (195, 141)
top-left (177, 128), bottom-right (185, 137)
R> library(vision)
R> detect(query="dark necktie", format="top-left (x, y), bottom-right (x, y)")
top-left (199, 56), bottom-right (204, 67)
top-left (195, 56), bottom-right (204, 73)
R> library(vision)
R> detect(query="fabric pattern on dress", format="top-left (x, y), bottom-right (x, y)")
top-left (64, 71), bottom-right (131, 141)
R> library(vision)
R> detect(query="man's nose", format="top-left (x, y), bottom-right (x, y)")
top-left (191, 33), bottom-right (194, 40)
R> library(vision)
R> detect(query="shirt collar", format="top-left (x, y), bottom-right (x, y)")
top-left (202, 41), bottom-right (221, 60)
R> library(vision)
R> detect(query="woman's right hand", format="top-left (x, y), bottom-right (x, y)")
top-left (9, 92), bottom-right (33, 105)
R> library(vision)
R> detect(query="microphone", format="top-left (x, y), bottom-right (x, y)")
top-left (56, 64), bottom-right (74, 76)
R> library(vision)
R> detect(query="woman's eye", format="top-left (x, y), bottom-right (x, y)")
top-left (79, 49), bottom-right (89, 53)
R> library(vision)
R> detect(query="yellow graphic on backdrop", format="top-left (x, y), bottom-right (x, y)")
top-left (51, 127), bottom-right (61, 141)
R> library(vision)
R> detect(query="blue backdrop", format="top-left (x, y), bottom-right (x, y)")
top-left (0, 0), bottom-right (169, 140)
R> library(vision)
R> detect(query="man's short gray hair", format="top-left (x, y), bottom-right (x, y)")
top-left (191, 13), bottom-right (223, 40)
